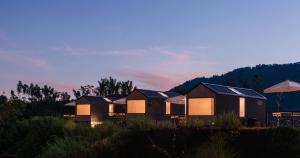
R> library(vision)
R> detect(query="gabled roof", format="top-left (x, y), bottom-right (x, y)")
top-left (136, 89), bottom-right (181, 99)
top-left (198, 82), bottom-right (267, 100)
top-left (80, 96), bottom-right (112, 103)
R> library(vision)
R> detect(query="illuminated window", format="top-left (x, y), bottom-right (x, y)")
top-left (77, 104), bottom-right (90, 115)
top-left (188, 98), bottom-right (214, 116)
top-left (166, 102), bottom-right (171, 115)
top-left (127, 100), bottom-right (146, 113)
top-left (108, 104), bottom-right (114, 116)
top-left (109, 104), bottom-right (114, 113)
top-left (239, 98), bottom-right (245, 117)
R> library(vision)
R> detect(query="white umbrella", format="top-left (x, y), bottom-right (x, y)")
top-left (264, 80), bottom-right (300, 127)
top-left (165, 95), bottom-right (185, 104)
top-left (113, 97), bottom-right (126, 104)
top-left (264, 80), bottom-right (300, 93)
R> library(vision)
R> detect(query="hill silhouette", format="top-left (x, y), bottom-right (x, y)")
top-left (171, 62), bottom-right (300, 112)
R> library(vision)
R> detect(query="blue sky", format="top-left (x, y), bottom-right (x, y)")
top-left (1, 0), bottom-right (300, 94)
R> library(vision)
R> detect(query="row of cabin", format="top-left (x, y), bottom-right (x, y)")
top-left (66, 82), bottom-right (267, 126)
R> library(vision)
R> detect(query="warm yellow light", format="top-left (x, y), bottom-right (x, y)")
top-left (239, 98), bottom-right (245, 117)
top-left (127, 100), bottom-right (146, 113)
top-left (77, 104), bottom-right (90, 115)
top-left (109, 104), bottom-right (114, 113)
top-left (188, 98), bottom-right (214, 116)
top-left (166, 102), bottom-right (171, 115)
top-left (91, 121), bottom-right (102, 128)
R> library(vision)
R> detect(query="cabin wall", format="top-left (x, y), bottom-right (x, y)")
top-left (126, 90), bottom-right (167, 120)
top-left (171, 103), bottom-right (185, 115)
top-left (215, 95), bottom-right (239, 116)
top-left (91, 102), bottom-right (109, 123)
top-left (114, 103), bottom-right (126, 113)
top-left (186, 84), bottom-right (216, 119)
top-left (75, 98), bottom-right (90, 122)
top-left (245, 98), bottom-right (266, 126)
top-left (147, 98), bottom-right (167, 120)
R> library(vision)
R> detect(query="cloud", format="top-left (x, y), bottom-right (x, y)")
top-left (122, 70), bottom-right (177, 90)
top-left (51, 45), bottom-right (147, 57)
top-left (0, 50), bottom-right (51, 69)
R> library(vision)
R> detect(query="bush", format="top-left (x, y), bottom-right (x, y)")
top-left (179, 118), bottom-right (205, 129)
top-left (195, 132), bottom-right (237, 158)
top-left (17, 116), bottom-right (66, 158)
top-left (126, 116), bottom-right (156, 132)
top-left (37, 137), bottom-right (91, 158)
top-left (155, 121), bottom-right (177, 129)
top-left (214, 113), bottom-right (241, 129)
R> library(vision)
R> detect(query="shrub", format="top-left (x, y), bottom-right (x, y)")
top-left (214, 113), bottom-right (241, 129)
top-left (17, 116), bottom-right (66, 158)
top-left (179, 118), bottom-right (205, 129)
top-left (37, 137), bottom-right (91, 158)
top-left (126, 116), bottom-right (156, 132)
top-left (155, 120), bottom-right (177, 129)
top-left (195, 132), bottom-right (237, 158)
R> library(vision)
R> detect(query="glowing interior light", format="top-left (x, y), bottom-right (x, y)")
top-left (239, 98), bottom-right (245, 117)
top-left (166, 102), bottom-right (171, 114)
top-left (188, 98), bottom-right (214, 116)
top-left (76, 104), bottom-right (90, 115)
top-left (127, 100), bottom-right (146, 113)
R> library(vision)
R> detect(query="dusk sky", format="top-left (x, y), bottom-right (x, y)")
top-left (1, 1), bottom-right (300, 95)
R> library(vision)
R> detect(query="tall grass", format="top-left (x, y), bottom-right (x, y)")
top-left (195, 133), bottom-right (238, 158)
top-left (214, 113), bottom-right (241, 129)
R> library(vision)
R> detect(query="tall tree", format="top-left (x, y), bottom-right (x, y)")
top-left (252, 74), bottom-right (263, 92)
top-left (0, 92), bottom-right (7, 104)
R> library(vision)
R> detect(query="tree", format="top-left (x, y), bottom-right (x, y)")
top-left (94, 77), bottom-right (135, 97)
top-left (72, 85), bottom-right (94, 99)
top-left (59, 92), bottom-right (70, 101)
top-left (252, 74), bottom-right (263, 92)
top-left (0, 92), bottom-right (7, 104)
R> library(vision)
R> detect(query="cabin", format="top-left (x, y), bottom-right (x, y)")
top-left (165, 95), bottom-right (186, 118)
top-left (64, 101), bottom-right (76, 120)
top-left (185, 82), bottom-right (267, 125)
top-left (109, 97), bottom-right (126, 118)
top-left (75, 96), bottom-right (112, 127)
top-left (126, 89), bottom-right (180, 120)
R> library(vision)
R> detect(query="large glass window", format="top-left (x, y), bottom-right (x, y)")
top-left (188, 98), bottom-right (214, 116)
top-left (77, 104), bottom-right (90, 115)
top-left (127, 100), bottom-right (146, 113)
top-left (239, 98), bottom-right (245, 117)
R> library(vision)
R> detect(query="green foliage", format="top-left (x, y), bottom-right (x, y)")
top-left (17, 116), bottom-right (66, 158)
top-left (126, 116), bottom-right (156, 132)
top-left (214, 113), bottom-right (241, 129)
top-left (37, 137), bottom-right (92, 158)
top-left (73, 77), bottom-right (136, 98)
top-left (179, 118), bottom-right (205, 129)
top-left (195, 133), bottom-right (237, 158)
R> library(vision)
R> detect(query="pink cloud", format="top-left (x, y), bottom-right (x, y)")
top-left (0, 50), bottom-right (50, 69)
top-left (120, 70), bottom-right (177, 90)
top-left (51, 45), bottom-right (147, 58)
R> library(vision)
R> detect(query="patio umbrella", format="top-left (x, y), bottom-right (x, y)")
top-left (166, 95), bottom-right (186, 105)
top-left (264, 80), bottom-right (300, 93)
top-left (264, 80), bottom-right (300, 126)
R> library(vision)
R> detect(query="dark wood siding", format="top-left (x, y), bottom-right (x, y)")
top-left (245, 98), bottom-right (266, 126)
top-left (186, 84), bottom-right (216, 118)
top-left (126, 90), bottom-right (167, 120)
top-left (171, 103), bottom-right (185, 115)
top-left (215, 95), bottom-right (239, 116)
top-left (91, 102), bottom-right (109, 123)
top-left (75, 97), bottom-right (109, 123)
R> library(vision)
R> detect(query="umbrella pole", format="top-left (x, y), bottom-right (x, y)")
top-left (276, 93), bottom-right (283, 127)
